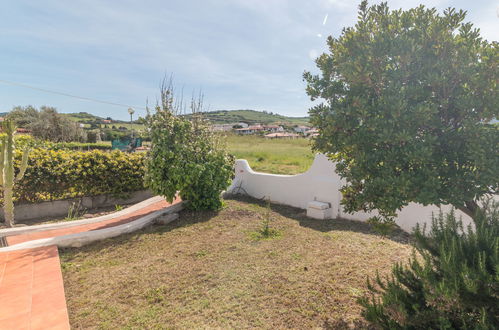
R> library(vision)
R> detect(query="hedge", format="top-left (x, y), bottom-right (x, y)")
top-left (11, 148), bottom-right (146, 203)
top-left (15, 135), bottom-right (112, 151)
top-left (49, 142), bottom-right (112, 151)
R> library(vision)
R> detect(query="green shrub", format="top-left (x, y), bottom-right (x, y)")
top-left (359, 201), bottom-right (499, 329)
top-left (145, 80), bottom-right (234, 210)
top-left (10, 148), bottom-right (145, 203)
top-left (15, 135), bottom-right (111, 151)
top-left (50, 142), bottom-right (112, 151)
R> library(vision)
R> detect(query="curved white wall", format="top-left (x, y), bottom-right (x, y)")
top-left (227, 154), bottom-right (473, 232)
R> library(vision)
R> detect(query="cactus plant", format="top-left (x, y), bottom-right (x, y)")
top-left (0, 120), bottom-right (29, 227)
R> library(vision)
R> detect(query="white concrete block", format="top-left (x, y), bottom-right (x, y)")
top-left (307, 201), bottom-right (330, 210)
top-left (307, 201), bottom-right (333, 220)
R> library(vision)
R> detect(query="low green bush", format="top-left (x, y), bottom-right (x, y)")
top-left (50, 142), bottom-right (112, 151)
top-left (11, 148), bottom-right (145, 203)
top-left (15, 135), bottom-right (111, 151)
top-left (359, 201), bottom-right (499, 329)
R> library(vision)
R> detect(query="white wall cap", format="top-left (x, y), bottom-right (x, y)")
top-left (308, 201), bottom-right (330, 210)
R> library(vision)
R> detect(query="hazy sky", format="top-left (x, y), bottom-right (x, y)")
top-left (0, 0), bottom-right (497, 120)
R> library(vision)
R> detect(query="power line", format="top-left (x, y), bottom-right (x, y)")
top-left (0, 78), bottom-right (147, 110)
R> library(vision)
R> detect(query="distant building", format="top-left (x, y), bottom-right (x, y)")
top-left (102, 119), bottom-right (112, 124)
top-left (235, 125), bottom-right (265, 135)
top-left (212, 122), bottom-right (252, 132)
top-left (15, 128), bottom-right (32, 134)
top-left (0, 125), bottom-right (32, 134)
top-left (234, 124), bottom-right (285, 135)
top-left (304, 128), bottom-right (319, 137)
top-left (263, 125), bottom-right (284, 133)
top-left (293, 125), bottom-right (310, 133)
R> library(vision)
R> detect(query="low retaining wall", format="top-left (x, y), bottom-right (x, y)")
top-left (0, 200), bottom-right (183, 251)
top-left (1, 190), bottom-right (153, 223)
top-left (227, 154), bottom-right (474, 232)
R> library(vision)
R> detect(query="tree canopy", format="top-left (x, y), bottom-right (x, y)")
top-left (304, 1), bottom-right (498, 219)
top-left (6, 105), bottom-right (87, 142)
top-left (145, 79), bottom-right (234, 210)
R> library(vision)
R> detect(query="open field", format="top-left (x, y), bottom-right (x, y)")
top-left (61, 197), bottom-right (411, 329)
top-left (226, 134), bottom-right (315, 174)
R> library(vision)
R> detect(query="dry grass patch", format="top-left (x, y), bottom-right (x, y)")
top-left (61, 197), bottom-right (412, 329)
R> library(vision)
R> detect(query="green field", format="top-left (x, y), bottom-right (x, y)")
top-left (226, 134), bottom-right (314, 175)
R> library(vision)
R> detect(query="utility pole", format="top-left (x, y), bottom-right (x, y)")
top-left (128, 107), bottom-right (135, 139)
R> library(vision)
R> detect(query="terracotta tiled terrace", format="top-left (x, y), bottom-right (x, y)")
top-left (0, 197), bottom-right (180, 329)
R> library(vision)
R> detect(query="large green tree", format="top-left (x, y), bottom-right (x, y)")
top-left (304, 1), bottom-right (498, 219)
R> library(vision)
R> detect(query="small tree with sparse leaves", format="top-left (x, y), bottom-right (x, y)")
top-left (145, 78), bottom-right (234, 210)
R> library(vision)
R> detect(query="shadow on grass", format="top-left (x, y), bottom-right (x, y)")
top-left (59, 207), bottom-right (223, 257)
top-left (60, 194), bottom-right (411, 259)
top-left (225, 194), bottom-right (411, 245)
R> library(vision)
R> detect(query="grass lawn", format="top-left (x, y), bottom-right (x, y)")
top-left (226, 134), bottom-right (315, 174)
top-left (61, 197), bottom-right (411, 329)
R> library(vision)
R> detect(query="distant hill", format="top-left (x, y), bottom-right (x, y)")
top-left (188, 110), bottom-right (309, 126)
top-left (61, 110), bottom-right (310, 126)
top-left (63, 112), bottom-right (109, 123)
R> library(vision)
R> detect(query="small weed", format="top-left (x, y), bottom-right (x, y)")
top-left (65, 200), bottom-right (86, 221)
top-left (348, 287), bottom-right (364, 297)
top-left (145, 286), bottom-right (167, 304)
top-left (267, 250), bottom-right (279, 258)
top-left (367, 216), bottom-right (397, 237)
top-left (323, 232), bottom-right (341, 240)
top-left (194, 250), bottom-right (209, 258)
top-left (115, 204), bottom-right (124, 211)
top-left (249, 199), bottom-right (282, 240)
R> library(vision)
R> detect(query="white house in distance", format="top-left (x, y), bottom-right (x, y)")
top-left (234, 125), bottom-right (265, 134)
top-left (293, 125), bottom-right (310, 133)
top-left (263, 125), bottom-right (284, 133)
top-left (212, 122), bottom-right (250, 132)
top-left (235, 124), bottom-right (284, 135)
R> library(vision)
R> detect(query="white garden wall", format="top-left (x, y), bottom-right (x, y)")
top-left (0, 190), bottom-right (153, 223)
top-left (227, 154), bottom-right (473, 232)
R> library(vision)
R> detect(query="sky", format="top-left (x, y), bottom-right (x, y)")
top-left (0, 0), bottom-right (497, 120)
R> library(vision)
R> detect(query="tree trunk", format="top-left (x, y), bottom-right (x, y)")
top-left (457, 200), bottom-right (480, 220)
